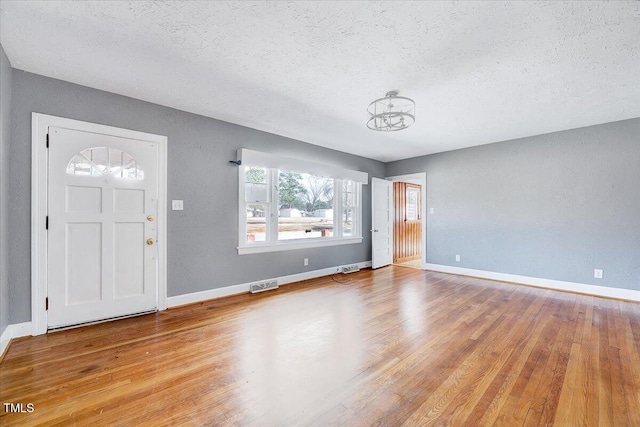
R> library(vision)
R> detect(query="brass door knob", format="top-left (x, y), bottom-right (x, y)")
top-left (146, 238), bottom-right (154, 246)
top-left (147, 215), bottom-right (154, 221)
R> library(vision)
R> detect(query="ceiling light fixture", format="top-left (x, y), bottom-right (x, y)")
top-left (367, 91), bottom-right (415, 132)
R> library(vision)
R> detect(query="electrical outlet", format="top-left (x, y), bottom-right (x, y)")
top-left (172, 200), bottom-right (184, 210)
top-left (304, 258), bottom-right (309, 266)
top-left (594, 269), bottom-right (604, 279)
top-left (455, 254), bottom-right (461, 262)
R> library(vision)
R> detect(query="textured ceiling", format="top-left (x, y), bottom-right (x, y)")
top-left (1, 1), bottom-right (639, 162)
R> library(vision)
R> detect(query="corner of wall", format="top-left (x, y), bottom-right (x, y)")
top-left (0, 41), bottom-right (14, 338)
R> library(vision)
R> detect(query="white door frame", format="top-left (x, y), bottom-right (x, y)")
top-left (386, 173), bottom-right (427, 270)
top-left (31, 113), bottom-right (168, 335)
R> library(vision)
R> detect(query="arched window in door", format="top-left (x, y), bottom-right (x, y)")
top-left (66, 147), bottom-right (144, 179)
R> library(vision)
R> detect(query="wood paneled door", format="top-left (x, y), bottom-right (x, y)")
top-left (393, 182), bottom-right (422, 264)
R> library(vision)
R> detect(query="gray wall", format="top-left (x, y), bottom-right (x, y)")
top-left (5, 66), bottom-right (639, 326)
top-left (387, 118), bottom-right (640, 291)
top-left (0, 45), bottom-right (11, 335)
top-left (8, 71), bottom-right (385, 324)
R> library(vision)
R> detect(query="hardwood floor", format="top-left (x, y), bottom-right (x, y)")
top-left (2, 267), bottom-right (640, 426)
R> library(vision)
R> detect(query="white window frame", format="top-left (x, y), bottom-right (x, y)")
top-left (237, 150), bottom-right (366, 255)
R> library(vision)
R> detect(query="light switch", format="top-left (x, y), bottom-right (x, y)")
top-left (429, 207), bottom-right (435, 214)
top-left (172, 200), bottom-right (184, 210)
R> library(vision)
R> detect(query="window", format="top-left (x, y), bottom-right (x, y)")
top-left (278, 171), bottom-right (334, 241)
top-left (406, 185), bottom-right (420, 221)
top-left (67, 147), bottom-right (144, 179)
top-left (342, 180), bottom-right (358, 237)
top-left (238, 149), bottom-right (366, 254)
top-left (245, 167), bottom-right (269, 242)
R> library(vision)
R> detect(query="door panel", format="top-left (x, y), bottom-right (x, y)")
top-left (114, 189), bottom-right (145, 213)
top-left (114, 222), bottom-right (145, 298)
top-left (48, 127), bottom-right (158, 328)
top-left (371, 177), bottom-right (393, 269)
top-left (65, 222), bottom-right (102, 305)
top-left (66, 186), bottom-right (102, 212)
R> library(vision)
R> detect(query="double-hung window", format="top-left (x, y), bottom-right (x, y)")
top-left (237, 149), bottom-right (367, 254)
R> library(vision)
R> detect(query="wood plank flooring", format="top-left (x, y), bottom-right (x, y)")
top-left (1, 267), bottom-right (640, 426)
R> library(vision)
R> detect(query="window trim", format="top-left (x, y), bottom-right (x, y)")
top-left (237, 150), bottom-right (367, 255)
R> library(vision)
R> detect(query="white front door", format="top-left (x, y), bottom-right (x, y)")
top-left (371, 177), bottom-right (393, 269)
top-left (47, 127), bottom-right (159, 328)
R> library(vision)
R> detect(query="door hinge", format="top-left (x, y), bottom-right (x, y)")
top-left (46, 297), bottom-right (49, 311)
top-left (46, 134), bottom-right (49, 148)
top-left (46, 216), bottom-right (49, 230)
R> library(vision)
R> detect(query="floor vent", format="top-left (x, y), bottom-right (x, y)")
top-left (249, 280), bottom-right (279, 294)
top-left (341, 264), bottom-right (361, 274)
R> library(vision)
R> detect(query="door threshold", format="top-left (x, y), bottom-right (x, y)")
top-left (47, 310), bottom-right (157, 333)
top-left (393, 260), bottom-right (423, 270)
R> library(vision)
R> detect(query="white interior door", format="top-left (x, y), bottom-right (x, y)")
top-left (47, 127), bottom-right (159, 328)
top-left (371, 177), bottom-right (393, 269)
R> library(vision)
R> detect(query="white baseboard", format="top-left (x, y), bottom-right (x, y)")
top-left (0, 322), bottom-right (33, 360)
top-left (167, 261), bottom-right (372, 308)
top-left (0, 327), bottom-right (10, 359)
top-left (10, 322), bottom-right (33, 337)
top-left (425, 263), bottom-right (640, 302)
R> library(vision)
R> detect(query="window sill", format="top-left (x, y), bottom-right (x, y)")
top-left (238, 237), bottom-right (363, 255)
